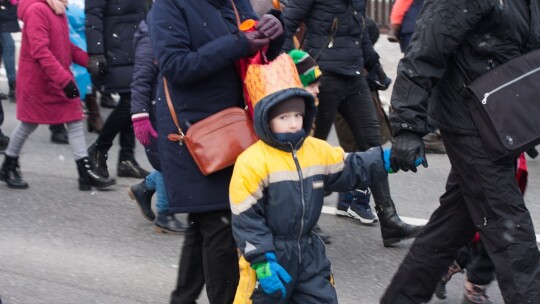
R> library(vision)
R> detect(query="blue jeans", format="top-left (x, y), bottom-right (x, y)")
top-left (145, 170), bottom-right (168, 213)
top-left (0, 32), bottom-right (16, 83)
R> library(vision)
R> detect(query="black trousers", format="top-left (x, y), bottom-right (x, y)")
top-left (0, 99), bottom-right (3, 127)
top-left (96, 93), bottom-right (135, 160)
top-left (314, 72), bottom-right (392, 205)
top-left (381, 133), bottom-right (540, 304)
top-left (170, 209), bottom-right (239, 304)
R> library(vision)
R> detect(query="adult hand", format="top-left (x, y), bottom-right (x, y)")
top-left (390, 131), bottom-right (428, 172)
top-left (87, 54), bottom-right (107, 77)
top-left (63, 81), bottom-right (80, 99)
top-left (256, 14), bottom-right (283, 40)
top-left (244, 30), bottom-right (270, 54)
top-left (251, 252), bottom-right (292, 299)
top-left (132, 114), bottom-right (158, 146)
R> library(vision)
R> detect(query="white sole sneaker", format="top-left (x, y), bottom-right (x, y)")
top-left (347, 207), bottom-right (378, 224)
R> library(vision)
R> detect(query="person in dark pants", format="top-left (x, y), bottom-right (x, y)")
top-left (148, 0), bottom-right (285, 302)
top-left (85, 0), bottom-right (149, 179)
top-left (282, 0), bottom-right (423, 247)
top-left (0, 92), bottom-right (7, 153)
top-left (381, 1), bottom-right (540, 303)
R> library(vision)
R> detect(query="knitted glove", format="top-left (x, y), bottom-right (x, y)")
top-left (87, 54), bottom-right (107, 77)
top-left (63, 81), bottom-right (80, 99)
top-left (251, 252), bottom-right (292, 299)
top-left (383, 147), bottom-right (424, 173)
top-left (256, 14), bottom-right (283, 40)
top-left (390, 131), bottom-right (428, 173)
top-left (132, 114), bottom-right (158, 146)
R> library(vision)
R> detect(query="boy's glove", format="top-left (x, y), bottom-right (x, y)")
top-left (132, 114), bottom-right (157, 146)
top-left (256, 14), bottom-right (283, 40)
top-left (384, 147), bottom-right (425, 173)
top-left (390, 131), bottom-right (428, 173)
top-left (87, 54), bottom-right (107, 77)
top-left (63, 81), bottom-right (80, 99)
top-left (251, 252), bottom-right (292, 299)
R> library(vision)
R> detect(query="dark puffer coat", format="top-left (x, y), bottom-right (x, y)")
top-left (282, 0), bottom-right (379, 76)
top-left (148, 0), bottom-right (284, 214)
top-left (390, 0), bottom-right (540, 136)
top-left (85, 0), bottom-right (146, 93)
top-left (0, 0), bottom-right (20, 33)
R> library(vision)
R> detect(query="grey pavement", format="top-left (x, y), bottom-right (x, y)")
top-left (1, 35), bottom-right (540, 304)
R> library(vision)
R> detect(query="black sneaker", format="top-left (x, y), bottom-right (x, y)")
top-left (336, 192), bottom-right (353, 217)
top-left (0, 131), bottom-right (9, 154)
top-left (127, 181), bottom-right (156, 222)
top-left (347, 190), bottom-right (379, 225)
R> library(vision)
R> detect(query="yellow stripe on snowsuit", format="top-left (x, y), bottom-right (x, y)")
top-left (230, 137), bottom-right (346, 215)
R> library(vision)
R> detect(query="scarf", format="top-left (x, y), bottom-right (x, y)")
top-left (46, 0), bottom-right (66, 15)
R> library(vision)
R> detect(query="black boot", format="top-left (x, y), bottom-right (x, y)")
top-left (0, 155), bottom-right (29, 189)
top-left (76, 157), bottom-right (116, 191)
top-left (0, 130), bottom-right (9, 154)
top-left (127, 180), bottom-right (156, 222)
top-left (154, 212), bottom-right (188, 235)
top-left (375, 199), bottom-right (424, 247)
top-left (8, 80), bottom-right (15, 102)
top-left (49, 124), bottom-right (69, 144)
top-left (87, 142), bottom-right (110, 178)
top-left (117, 159), bottom-right (150, 178)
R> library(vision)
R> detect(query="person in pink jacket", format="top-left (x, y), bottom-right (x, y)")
top-left (0, 0), bottom-right (115, 191)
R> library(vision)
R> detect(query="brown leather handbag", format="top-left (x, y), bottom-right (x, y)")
top-left (163, 78), bottom-right (258, 176)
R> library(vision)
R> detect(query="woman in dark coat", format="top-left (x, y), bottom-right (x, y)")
top-left (148, 0), bottom-right (284, 302)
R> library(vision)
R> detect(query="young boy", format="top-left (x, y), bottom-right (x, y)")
top-left (230, 61), bottom-right (412, 302)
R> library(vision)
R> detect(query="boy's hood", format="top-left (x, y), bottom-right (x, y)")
top-left (19, 0), bottom-right (50, 21)
top-left (253, 88), bottom-right (317, 151)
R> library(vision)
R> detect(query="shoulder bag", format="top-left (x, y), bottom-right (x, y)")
top-left (466, 49), bottom-right (540, 161)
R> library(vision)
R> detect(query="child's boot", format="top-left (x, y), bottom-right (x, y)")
top-left (76, 157), bottom-right (116, 191)
top-left (154, 212), bottom-right (188, 235)
top-left (127, 180), bottom-right (156, 222)
top-left (0, 155), bottom-right (29, 189)
top-left (347, 190), bottom-right (378, 225)
top-left (462, 277), bottom-right (493, 304)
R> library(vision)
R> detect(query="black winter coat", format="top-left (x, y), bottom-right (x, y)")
top-left (0, 0), bottom-right (20, 33)
top-left (85, 0), bottom-right (146, 93)
top-left (390, 0), bottom-right (540, 136)
top-left (282, 0), bottom-right (379, 76)
top-left (131, 19), bottom-right (160, 171)
top-left (148, 0), bottom-right (283, 214)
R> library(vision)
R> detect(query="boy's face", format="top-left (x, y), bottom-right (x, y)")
top-left (305, 81), bottom-right (320, 98)
top-left (269, 111), bottom-right (304, 133)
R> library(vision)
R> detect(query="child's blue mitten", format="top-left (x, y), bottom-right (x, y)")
top-left (383, 148), bottom-right (424, 173)
top-left (251, 252), bottom-right (292, 298)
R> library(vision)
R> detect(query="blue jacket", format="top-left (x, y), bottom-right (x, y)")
top-left (149, 0), bottom-right (274, 213)
top-left (67, 4), bottom-right (91, 100)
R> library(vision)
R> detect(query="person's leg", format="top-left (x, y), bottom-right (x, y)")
top-left (67, 120), bottom-right (115, 190)
top-left (381, 167), bottom-right (476, 303)
top-left (116, 93), bottom-right (149, 178)
top-left (199, 210), bottom-right (240, 304)
top-left (312, 73), bottom-right (345, 141)
top-left (0, 33), bottom-right (16, 86)
top-left (445, 134), bottom-right (540, 303)
top-left (128, 173), bottom-right (156, 222)
top-left (151, 170), bottom-right (187, 234)
top-left (1, 122), bottom-right (38, 189)
top-left (49, 123), bottom-right (69, 144)
top-left (170, 213), bottom-right (206, 304)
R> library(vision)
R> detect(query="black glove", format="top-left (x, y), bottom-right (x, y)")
top-left (243, 30), bottom-right (270, 55)
top-left (367, 63), bottom-right (392, 91)
top-left (256, 14), bottom-right (283, 40)
top-left (63, 81), bottom-right (80, 99)
top-left (87, 54), bottom-right (107, 77)
top-left (390, 130), bottom-right (428, 172)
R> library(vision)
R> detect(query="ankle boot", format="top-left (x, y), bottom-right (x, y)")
top-left (154, 212), bottom-right (188, 235)
top-left (375, 199), bottom-right (424, 247)
top-left (49, 124), bottom-right (69, 144)
top-left (88, 142), bottom-right (110, 178)
top-left (387, 24), bottom-right (400, 43)
top-left (85, 93), bottom-right (103, 133)
top-left (76, 157), bottom-right (116, 191)
top-left (0, 155), bottom-right (29, 189)
top-left (8, 80), bottom-right (15, 102)
top-left (127, 180), bottom-right (156, 222)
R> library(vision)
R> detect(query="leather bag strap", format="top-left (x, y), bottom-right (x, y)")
top-left (163, 77), bottom-right (185, 144)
